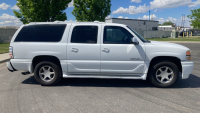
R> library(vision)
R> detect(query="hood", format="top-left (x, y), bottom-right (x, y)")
top-left (150, 41), bottom-right (189, 50)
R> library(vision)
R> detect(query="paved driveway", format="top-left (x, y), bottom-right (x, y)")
top-left (0, 43), bottom-right (200, 113)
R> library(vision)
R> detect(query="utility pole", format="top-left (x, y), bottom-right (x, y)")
top-left (181, 14), bottom-right (185, 29)
top-left (181, 14), bottom-right (186, 37)
top-left (149, 10), bottom-right (150, 20)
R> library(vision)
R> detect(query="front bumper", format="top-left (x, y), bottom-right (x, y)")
top-left (6, 61), bottom-right (17, 72)
top-left (181, 61), bottom-right (194, 79)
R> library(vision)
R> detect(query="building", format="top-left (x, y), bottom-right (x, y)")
top-left (0, 26), bottom-right (18, 43)
top-left (105, 18), bottom-right (173, 39)
top-left (105, 18), bottom-right (159, 31)
top-left (158, 25), bottom-right (175, 31)
top-left (0, 26), bottom-right (20, 29)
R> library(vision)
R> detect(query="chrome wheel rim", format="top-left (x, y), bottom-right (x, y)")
top-left (156, 66), bottom-right (174, 84)
top-left (39, 65), bottom-right (55, 82)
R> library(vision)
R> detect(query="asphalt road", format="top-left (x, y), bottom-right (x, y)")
top-left (0, 43), bottom-right (200, 113)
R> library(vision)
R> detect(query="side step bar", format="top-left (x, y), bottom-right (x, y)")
top-left (63, 74), bottom-right (146, 80)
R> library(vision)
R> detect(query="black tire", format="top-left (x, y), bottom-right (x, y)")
top-left (148, 60), bottom-right (179, 88)
top-left (34, 61), bottom-right (62, 86)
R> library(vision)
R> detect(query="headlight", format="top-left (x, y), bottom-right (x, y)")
top-left (186, 50), bottom-right (191, 60)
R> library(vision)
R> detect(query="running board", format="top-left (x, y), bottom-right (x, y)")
top-left (63, 74), bottom-right (147, 80)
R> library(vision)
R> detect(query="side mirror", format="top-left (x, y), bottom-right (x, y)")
top-left (132, 37), bottom-right (139, 45)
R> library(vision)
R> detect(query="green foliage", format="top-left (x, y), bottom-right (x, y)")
top-left (149, 36), bottom-right (200, 42)
top-left (13, 0), bottom-right (72, 24)
top-left (162, 21), bottom-right (175, 27)
top-left (72, 0), bottom-right (111, 22)
top-left (0, 43), bottom-right (10, 54)
top-left (188, 8), bottom-right (200, 29)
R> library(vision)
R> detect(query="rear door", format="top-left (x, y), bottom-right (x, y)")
top-left (67, 24), bottom-right (101, 75)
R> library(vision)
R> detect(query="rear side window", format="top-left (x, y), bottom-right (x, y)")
top-left (14, 24), bottom-right (66, 42)
top-left (71, 26), bottom-right (98, 44)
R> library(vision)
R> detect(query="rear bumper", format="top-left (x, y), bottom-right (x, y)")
top-left (6, 61), bottom-right (17, 72)
top-left (6, 59), bottom-right (32, 73)
top-left (181, 61), bottom-right (194, 79)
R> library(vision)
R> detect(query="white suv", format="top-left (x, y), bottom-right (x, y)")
top-left (6, 21), bottom-right (194, 87)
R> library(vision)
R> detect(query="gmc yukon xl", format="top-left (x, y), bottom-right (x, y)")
top-left (6, 21), bottom-right (194, 87)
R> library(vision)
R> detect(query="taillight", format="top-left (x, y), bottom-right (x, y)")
top-left (9, 46), bottom-right (13, 59)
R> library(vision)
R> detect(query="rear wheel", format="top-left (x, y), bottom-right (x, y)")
top-left (34, 61), bottom-right (62, 86)
top-left (148, 61), bottom-right (179, 88)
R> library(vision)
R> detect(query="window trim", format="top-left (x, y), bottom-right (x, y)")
top-left (70, 25), bottom-right (99, 44)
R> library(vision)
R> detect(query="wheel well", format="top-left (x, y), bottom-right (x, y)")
top-left (32, 55), bottom-right (61, 72)
top-left (149, 56), bottom-right (182, 73)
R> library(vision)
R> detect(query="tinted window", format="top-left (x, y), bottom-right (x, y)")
top-left (103, 26), bottom-right (133, 44)
top-left (71, 26), bottom-right (98, 44)
top-left (126, 26), bottom-right (146, 42)
top-left (15, 24), bottom-right (66, 42)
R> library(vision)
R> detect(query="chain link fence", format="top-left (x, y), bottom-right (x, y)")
top-left (134, 30), bottom-right (172, 39)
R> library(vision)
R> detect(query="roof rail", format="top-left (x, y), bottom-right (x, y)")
top-left (54, 21), bottom-right (64, 23)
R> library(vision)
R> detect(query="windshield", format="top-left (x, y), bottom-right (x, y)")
top-left (127, 26), bottom-right (147, 42)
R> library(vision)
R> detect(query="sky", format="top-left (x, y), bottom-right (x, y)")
top-left (0, 0), bottom-right (200, 27)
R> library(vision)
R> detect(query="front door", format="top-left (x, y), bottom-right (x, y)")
top-left (100, 25), bottom-right (146, 75)
top-left (67, 24), bottom-right (101, 75)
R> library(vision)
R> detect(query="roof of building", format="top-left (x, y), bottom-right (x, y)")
top-left (105, 18), bottom-right (159, 22)
top-left (0, 26), bottom-right (20, 29)
top-left (158, 25), bottom-right (173, 28)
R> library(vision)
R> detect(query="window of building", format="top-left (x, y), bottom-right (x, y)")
top-left (152, 27), bottom-right (158, 30)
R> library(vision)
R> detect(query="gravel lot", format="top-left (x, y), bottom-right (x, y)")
top-left (0, 43), bottom-right (200, 113)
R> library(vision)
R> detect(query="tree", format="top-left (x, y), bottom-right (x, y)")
top-left (162, 21), bottom-right (176, 27)
top-left (72, 0), bottom-right (111, 22)
top-left (13, 0), bottom-right (72, 24)
top-left (188, 8), bottom-right (200, 28)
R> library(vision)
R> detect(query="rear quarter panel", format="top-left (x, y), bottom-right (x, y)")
top-left (10, 24), bottom-right (71, 72)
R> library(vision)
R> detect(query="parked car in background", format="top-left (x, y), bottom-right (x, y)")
top-left (7, 21), bottom-right (194, 87)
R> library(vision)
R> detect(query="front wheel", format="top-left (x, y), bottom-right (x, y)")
top-left (148, 61), bottom-right (179, 88)
top-left (34, 61), bottom-right (62, 86)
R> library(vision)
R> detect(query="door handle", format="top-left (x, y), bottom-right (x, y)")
top-left (102, 48), bottom-right (110, 53)
top-left (71, 48), bottom-right (78, 52)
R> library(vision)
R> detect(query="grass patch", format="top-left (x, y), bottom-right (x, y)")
top-left (0, 43), bottom-right (10, 54)
top-left (148, 36), bottom-right (200, 41)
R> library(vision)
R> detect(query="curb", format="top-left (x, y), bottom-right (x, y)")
top-left (0, 59), bottom-right (10, 64)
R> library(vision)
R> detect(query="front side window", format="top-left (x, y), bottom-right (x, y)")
top-left (15, 24), bottom-right (66, 42)
top-left (71, 26), bottom-right (98, 44)
top-left (127, 26), bottom-right (147, 42)
top-left (103, 26), bottom-right (133, 44)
